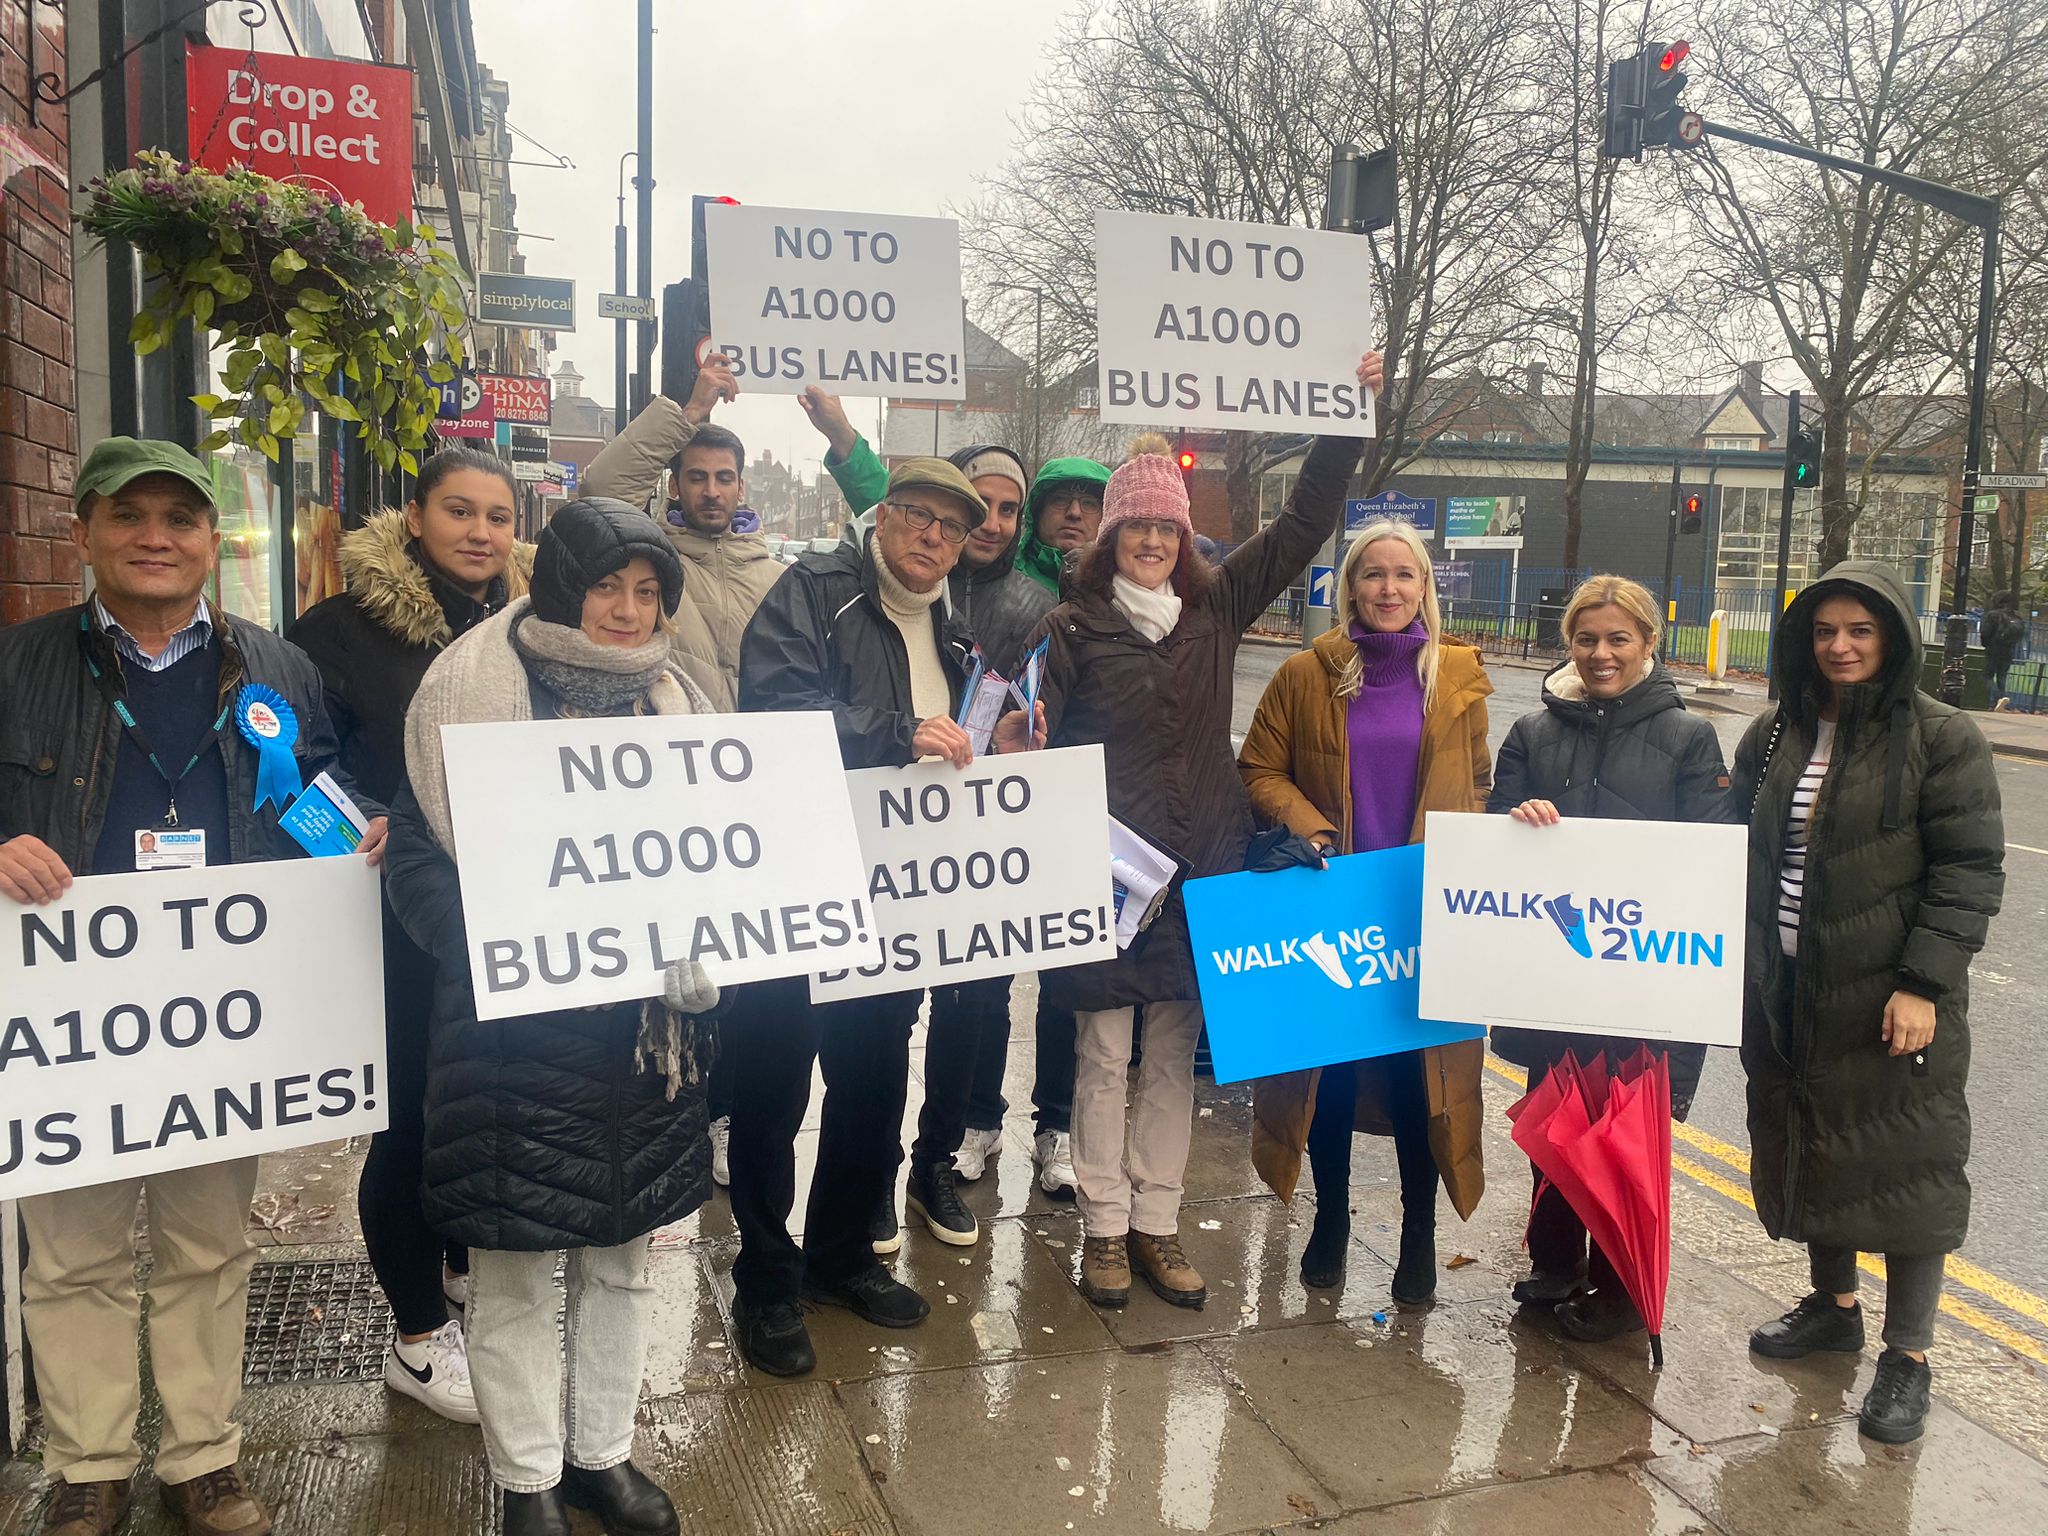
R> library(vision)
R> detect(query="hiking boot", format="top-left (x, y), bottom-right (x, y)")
top-left (870, 1201), bottom-right (902, 1256)
top-left (1079, 1235), bottom-right (1131, 1307)
top-left (906, 1163), bottom-right (979, 1246)
top-left (1300, 1208), bottom-right (1350, 1290)
top-left (953, 1127), bottom-right (1003, 1182)
top-left (709, 1116), bottom-right (732, 1187)
top-left (1750, 1291), bottom-right (1865, 1359)
top-left (1130, 1231), bottom-right (1207, 1308)
top-left (40, 1479), bottom-right (130, 1536)
top-left (804, 1264), bottom-right (931, 1328)
top-left (1511, 1267), bottom-right (1585, 1308)
top-left (1555, 1287), bottom-right (1645, 1342)
top-left (1859, 1349), bottom-right (1932, 1445)
top-left (1391, 1218), bottom-right (1436, 1305)
top-left (501, 1487), bottom-right (570, 1536)
top-left (1034, 1129), bottom-right (1077, 1199)
top-left (158, 1464), bottom-right (271, 1535)
top-left (561, 1461), bottom-right (679, 1536)
top-left (733, 1294), bottom-right (815, 1378)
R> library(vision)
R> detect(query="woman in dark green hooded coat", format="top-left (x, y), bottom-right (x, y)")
top-left (1732, 560), bottom-right (2003, 1446)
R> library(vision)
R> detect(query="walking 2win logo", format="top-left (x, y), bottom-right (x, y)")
top-left (1207, 925), bottom-right (1417, 990)
top-left (1440, 888), bottom-right (1727, 968)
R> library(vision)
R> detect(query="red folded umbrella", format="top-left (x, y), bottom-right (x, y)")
top-left (1509, 1046), bottom-right (1674, 1366)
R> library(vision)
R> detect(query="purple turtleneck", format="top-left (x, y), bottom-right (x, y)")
top-left (1345, 619), bottom-right (1428, 853)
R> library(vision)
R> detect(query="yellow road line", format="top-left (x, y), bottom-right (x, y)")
top-left (1485, 1058), bottom-right (2048, 1356)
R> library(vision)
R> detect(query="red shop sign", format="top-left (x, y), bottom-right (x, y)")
top-left (480, 374), bottom-right (553, 425)
top-left (185, 43), bottom-right (413, 228)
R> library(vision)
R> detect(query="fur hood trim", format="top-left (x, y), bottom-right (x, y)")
top-left (339, 507), bottom-right (534, 649)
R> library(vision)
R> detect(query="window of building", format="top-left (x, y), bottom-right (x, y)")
top-left (1707, 436), bottom-right (1755, 451)
top-left (1258, 470), bottom-right (1299, 528)
top-left (1075, 385), bottom-right (1099, 411)
top-left (1482, 429), bottom-right (1518, 443)
top-left (1714, 485), bottom-right (1941, 616)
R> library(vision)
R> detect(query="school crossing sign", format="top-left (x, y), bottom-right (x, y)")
top-left (1418, 813), bottom-right (1744, 1047)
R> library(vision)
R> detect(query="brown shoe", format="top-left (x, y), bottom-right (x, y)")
top-left (1130, 1231), bottom-right (1207, 1308)
top-left (158, 1465), bottom-right (272, 1536)
top-left (41, 1479), bottom-right (130, 1536)
top-left (1079, 1235), bottom-right (1131, 1307)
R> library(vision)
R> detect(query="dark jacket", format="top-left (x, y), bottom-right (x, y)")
top-left (1030, 431), bottom-right (1360, 1011)
top-left (1733, 560), bottom-right (2004, 1255)
top-left (0, 602), bottom-right (359, 869)
top-left (1486, 658), bottom-right (1738, 1111)
top-left (738, 529), bottom-right (974, 767)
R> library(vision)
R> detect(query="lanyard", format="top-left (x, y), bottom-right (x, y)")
top-left (81, 612), bottom-right (232, 827)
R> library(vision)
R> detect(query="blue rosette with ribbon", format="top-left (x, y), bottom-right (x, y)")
top-left (235, 683), bottom-right (304, 814)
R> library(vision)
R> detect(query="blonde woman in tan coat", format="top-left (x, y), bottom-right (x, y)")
top-left (1237, 519), bottom-right (1491, 1301)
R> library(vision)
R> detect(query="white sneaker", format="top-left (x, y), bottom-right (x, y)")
top-left (1035, 1129), bottom-right (1077, 1199)
top-left (952, 1127), bottom-right (1003, 1182)
top-left (385, 1320), bottom-right (480, 1424)
top-left (710, 1115), bottom-right (732, 1187)
top-left (442, 1266), bottom-right (469, 1310)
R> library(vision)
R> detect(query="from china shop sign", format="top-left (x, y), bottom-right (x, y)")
top-left (184, 44), bottom-right (412, 227)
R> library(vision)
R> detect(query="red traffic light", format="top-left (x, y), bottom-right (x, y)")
top-left (1177, 450), bottom-right (1197, 471)
top-left (1659, 40), bottom-right (1690, 72)
top-left (1683, 493), bottom-right (1701, 515)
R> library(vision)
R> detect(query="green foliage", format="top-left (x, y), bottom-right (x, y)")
top-left (79, 150), bottom-right (469, 465)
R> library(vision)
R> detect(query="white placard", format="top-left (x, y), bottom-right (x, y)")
top-left (705, 203), bottom-right (966, 400)
top-left (1418, 813), bottom-right (1745, 1047)
top-left (440, 711), bottom-right (879, 1020)
top-left (810, 747), bottom-right (1115, 1003)
top-left (1094, 210), bottom-right (1376, 435)
top-left (0, 858), bottom-right (387, 1200)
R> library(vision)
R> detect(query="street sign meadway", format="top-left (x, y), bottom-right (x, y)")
top-left (1979, 473), bottom-right (2048, 491)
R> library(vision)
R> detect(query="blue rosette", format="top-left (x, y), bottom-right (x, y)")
top-left (235, 683), bottom-right (303, 814)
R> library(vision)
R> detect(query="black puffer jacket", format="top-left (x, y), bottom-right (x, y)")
top-left (738, 529), bottom-right (973, 766)
top-left (1733, 560), bottom-right (2003, 1256)
top-left (1486, 658), bottom-right (1738, 1109)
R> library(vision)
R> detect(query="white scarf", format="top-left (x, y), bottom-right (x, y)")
top-left (1112, 573), bottom-right (1183, 644)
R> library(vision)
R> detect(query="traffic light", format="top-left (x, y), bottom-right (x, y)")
top-left (1604, 40), bottom-right (1699, 157)
top-left (1680, 492), bottom-right (1703, 535)
top-left (1789, 423), bottom-right (1822, 491)
top-left (1176, 441), bottom-right (1197, 481)
top-left (1642, 41), bottom-right (1692, 149)
top-left (1602, 52), bottom-right (1646, 161)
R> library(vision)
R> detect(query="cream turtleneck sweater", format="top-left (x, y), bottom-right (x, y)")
top-left (874, 548), bottom-right (951, 722)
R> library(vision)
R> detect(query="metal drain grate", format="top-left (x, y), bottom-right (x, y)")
top-left (241, 1259), bottom-right (395, 1385)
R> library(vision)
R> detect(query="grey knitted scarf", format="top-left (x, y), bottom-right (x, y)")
top-left (509, 607), bottom-right (671, 714)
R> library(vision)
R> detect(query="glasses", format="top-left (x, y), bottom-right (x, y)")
top-left (886, 501), bottom-right (971, 545)
top-left (1048, 493), bottom-right (1104, 515)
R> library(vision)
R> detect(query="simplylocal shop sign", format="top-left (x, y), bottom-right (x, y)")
top-left (185, 44), bottom-right (413, 227)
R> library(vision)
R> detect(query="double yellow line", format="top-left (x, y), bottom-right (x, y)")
top-left (1484, 1059), bottom-right (2048, 1365)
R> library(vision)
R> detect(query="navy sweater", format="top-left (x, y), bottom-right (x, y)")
top-left (90, 642), bottom-right (232, 874)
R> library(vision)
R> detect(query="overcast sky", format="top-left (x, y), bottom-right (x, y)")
top-left (468, 1), bottom-right (1075, 477)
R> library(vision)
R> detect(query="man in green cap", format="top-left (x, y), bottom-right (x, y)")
top-left (723, 456), bottom-right (1042, 1380)
top-left (0, 437), bottom-right (380, 1536)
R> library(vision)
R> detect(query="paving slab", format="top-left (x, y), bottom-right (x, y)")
top-left (1301, 1464), bottom-right (1719, 1534)
top-left (1647, 1408), bottom-right (2048, 1536)
top-left (836, 1343), bottom-right (1334, 1536)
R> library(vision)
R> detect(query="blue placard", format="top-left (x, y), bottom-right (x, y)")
top-left (1346, 491), bottom-right (1437, 533)
top-left (1183, 843), bottom-right (1484, 1084)
top-left (1307, 565), bottom-right (1336, 609)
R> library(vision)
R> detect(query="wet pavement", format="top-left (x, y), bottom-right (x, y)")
top-left (4, 989), bottom-right (2046, 1534)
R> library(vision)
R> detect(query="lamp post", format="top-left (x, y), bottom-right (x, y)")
top-left (992, 282), bottom-right (1046, 472)
top-left (615, 151), bottom-right (636, 437)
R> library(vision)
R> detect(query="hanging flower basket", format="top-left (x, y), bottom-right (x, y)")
top-left (76, 150), bottom-right (469, 473)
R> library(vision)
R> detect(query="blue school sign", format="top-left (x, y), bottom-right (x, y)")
top-left (1346, 491), bottom-right (1437, 533)
top-left (1182, 843), bottom-right (1483, 1084)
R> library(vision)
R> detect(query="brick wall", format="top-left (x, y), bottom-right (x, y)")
top-left (1, 2), bottom-right (79, 624)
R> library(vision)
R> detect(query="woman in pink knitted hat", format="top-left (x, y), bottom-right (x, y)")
top-left (1026, 350), bottom-right (1384, 1312)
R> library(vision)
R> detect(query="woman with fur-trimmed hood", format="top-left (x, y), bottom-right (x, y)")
top-left (289, 447), bottom-right (530, 1426)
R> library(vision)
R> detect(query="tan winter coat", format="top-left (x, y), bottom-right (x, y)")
top-left (1235, 626), bottom-right (1495, 1217)
top-left (582, 393), bottom-right (786, 709)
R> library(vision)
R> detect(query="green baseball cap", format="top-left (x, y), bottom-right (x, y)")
top-left (886, 457), bottom-right (987, 527)
top-left (73, 437), bottom-right (216, 517)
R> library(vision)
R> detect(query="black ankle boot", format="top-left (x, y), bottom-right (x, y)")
top-left (1392, 1217), bottom-right (1436, 1304)
top-left (561, 1461), bottom-right (679, 1536)
top-left (503, 1487), bottom-right (571, 1536)
top-left (1300, 1207), bottom-right (1350, 1289)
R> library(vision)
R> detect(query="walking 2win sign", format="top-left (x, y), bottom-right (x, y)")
top-left (439, 712), bottom-right (878, 1020)
top-left (0, 858), bottom-right (387, 1200)
top-left (1418, 813), bottom-right (1745, 1047)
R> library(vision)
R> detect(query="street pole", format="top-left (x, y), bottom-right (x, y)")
top-left (1033, 288), bottom-right (1045, 474)
top-left (1768, 389), bottom-right (1802, 701)
top-left (615, 152), bottom-right (634, 438)
top-left (633, 0), bottom-right (654, 416)
top-left (1943, 219), bottom-right (2002, 704)
top-left (1659, 460), bottom-right (1681, 658)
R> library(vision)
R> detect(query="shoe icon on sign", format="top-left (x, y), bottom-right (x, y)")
top-left (1302, 931), bottom-right (1352, 989)
top-left (1541, 894), bottom-right (1593, 959)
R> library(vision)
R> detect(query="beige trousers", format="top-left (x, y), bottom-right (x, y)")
top-left (1071, 1002), bottom-right (1205, 1238)
top-left (20, 1156), bottom-right (260, 1485)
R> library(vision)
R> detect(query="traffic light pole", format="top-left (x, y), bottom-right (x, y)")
top-left (1660, 461), bottom-right (1681, 657)
top-left (1768, 389), bottom-right (1802, 701)
top-left (1699, 118), bottom-right (2000, 706)
top-left (633, 0), bottom-right (655, 418)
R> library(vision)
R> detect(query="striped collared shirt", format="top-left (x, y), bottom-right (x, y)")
top-left (93, 596), bottom-right (215, 674)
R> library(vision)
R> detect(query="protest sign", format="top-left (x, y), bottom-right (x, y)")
top-left (1418, 813), bottom-right (1745, 1046)
top-left (704, 203), bottom-right (966, 400)
top-left (1094, 210), bottom-right (1376, 436)
top-left (812, 747), bottom-right (1115, 1003)
top-left (440, 712), bottom-right (878, 1020)
top-left (0, 858), bottom-right (386, 1201)
top-left (1183, 845), bottom-right (1482, 1084)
